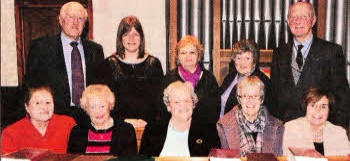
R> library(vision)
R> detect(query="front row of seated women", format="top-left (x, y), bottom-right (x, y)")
top-left (2, 76), bottom-right (349, 157)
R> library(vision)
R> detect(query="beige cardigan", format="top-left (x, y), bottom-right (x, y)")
top-left (283, 117), bottom-right (350, 158)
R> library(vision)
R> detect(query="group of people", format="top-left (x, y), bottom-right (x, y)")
top-left (2, 1), bottom-right (350, 159)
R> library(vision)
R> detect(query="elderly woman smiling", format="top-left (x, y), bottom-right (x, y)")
top-left (140, 81), bottom-right (220, 156)
top-left (1, 84), bottom-right (76, 155)
top-left (217, 76), bottom-right (284, 157)
top-left (67, 84), bottom-right (137, 155)
top-left (219, 40), bottom-right (272, 118)
top-left (283, 87), bottom-right (350, 157)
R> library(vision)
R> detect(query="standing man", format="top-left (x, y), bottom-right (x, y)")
top-left (271, 2), bottom-right (349, 127)
top-left (25, 2), bottom-right (105, 125)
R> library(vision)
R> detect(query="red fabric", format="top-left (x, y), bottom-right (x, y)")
top-left (88, 130), bottom-right (112, 141)
top-left (1, 114), bottom-right (76, 155)
top-left (86, 146), bottom-right (110, 153)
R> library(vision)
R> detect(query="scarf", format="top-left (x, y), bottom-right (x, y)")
top-left (236, 106), bottom-right (267, 156)
top-left (178, 64), bottom-right (202, 89)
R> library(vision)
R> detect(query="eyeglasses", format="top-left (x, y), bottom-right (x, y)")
top-left (65, 15), bottom-right (86, 23)
top-left (237, 95), bottom-right (262, 100)
top-left (288, 15), bottom-right (312, 22)
top-left (170, 100), bottom-right (193, 105)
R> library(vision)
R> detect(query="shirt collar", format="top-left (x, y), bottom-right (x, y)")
top-left (61, 32), bottom-right (81, 45)
top-left (294, 34), bottom-right (313, 47)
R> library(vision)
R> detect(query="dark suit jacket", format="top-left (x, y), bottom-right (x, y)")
top-left (139, 115), bottom-right (220, 156)
top-left (270, 36), bottom-right (350, 126)
top-left (25, 34), bottom-right (105, 116)
top-left (219, 66), bottom-right (272, 115)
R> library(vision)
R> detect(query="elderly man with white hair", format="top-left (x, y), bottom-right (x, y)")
top-left (140, 81), bottom-right (220, 156)
top-left (25, 1), bottom-right (105, 126)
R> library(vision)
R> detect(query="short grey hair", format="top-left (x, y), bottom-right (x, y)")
top-left (59, 2), bottom-right (88, 20)
top-left (236, 75), bottom-right (265, 100)
top-left (163, 81), bottom-right (198, 107)
top-left (288, 2), bottom-right (316, 19)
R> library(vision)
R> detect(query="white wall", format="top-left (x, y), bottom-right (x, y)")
top-left (92, 0), bottom-right (166, 72)
top-left (1, 0), bottom-right (18, 86)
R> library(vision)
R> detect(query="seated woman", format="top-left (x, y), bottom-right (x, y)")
top-left (1, 84), bottom-right (76, 155)
top-left (67, 84), bottom-right (137, 155)
top-left (217, 76), bottom-right (284, 157)
top-left (220, 39), bottom-right (271, 118)
top-left (163, 35), bottom-right (219, 124)
top-left (140, 81), bottom-right (220, 156)
top-left (283, 87), bottom-right (350, 157)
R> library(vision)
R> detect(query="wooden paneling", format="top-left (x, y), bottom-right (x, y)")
top-left (317, 0), bottom-right (327, 39)
top-left (169, 0), bottom-right (178, 71)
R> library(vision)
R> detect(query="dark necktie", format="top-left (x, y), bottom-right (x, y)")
top-left (70, 41), bottom-right (84, 106)
top-left (296, 44), bottom-right (304, 69)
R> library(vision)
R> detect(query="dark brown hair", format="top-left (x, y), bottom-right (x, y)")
top-left (232, 39), bottom-right (259, 65)
top-left (301, 87), bottom-right (335, 116)
top-left (116, 16), bottom-right (145, 59)
top-left (24, 84), bottom-right (54, 105)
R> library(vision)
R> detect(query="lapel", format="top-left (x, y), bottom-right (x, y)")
top-left (81, 38), bottom-right (91, 85)
top-left (296, 37), bottom-right (321, 88)
top-left (283, 41), bottom-right (297, 89)
top-left (219, 70), bottom-right (238, 95)
top-left (222, 107), bottom-right (241, 150)
top-left (56, 35), bottom-right (71, 102)
top-left (262, 110), bottom-right (275, 153)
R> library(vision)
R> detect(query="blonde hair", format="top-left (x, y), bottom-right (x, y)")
top-left (175, 35), bottom-right (204, 65)
top-left (163, 81), bottom-right (198, 107)
top-left (236, 75), bottom-right (265, 99)
top-left (80, 84), bottom-right (115, 111)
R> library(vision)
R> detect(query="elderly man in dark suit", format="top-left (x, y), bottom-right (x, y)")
top-left (25, 2), bottom-right (105, 125)
top-left (270, 2), bottom-right (349, 127)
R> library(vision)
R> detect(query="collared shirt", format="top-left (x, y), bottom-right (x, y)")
top-left (293, 35), bottom-right (313, 65)
top-left (61, 32), bottom-right (87, 106)
top-left (220, 74), bottom-right (245, 118)
top-left (291, 35), bottom-right (313, 84)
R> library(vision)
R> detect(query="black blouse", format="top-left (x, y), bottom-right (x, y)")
top-left (313, 142), bottom-right (324, 155)
top-left (67, 119), bottom-right (138, 156)
top-left (103, 55), bottom-right (164, 123)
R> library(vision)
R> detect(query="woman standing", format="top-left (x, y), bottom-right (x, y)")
top-left (219, 40), bottom-right (271, 117)
top-left (102, 16), bottom-right (164, 128)
top-left (163, 35), bottom-right (219, 124)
